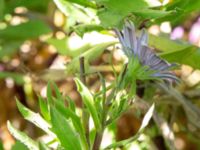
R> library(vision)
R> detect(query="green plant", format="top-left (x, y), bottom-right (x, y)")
top-left (4, 0), bottom-right (200, 150)
top-left (7, 55), bottom-right (156, 150)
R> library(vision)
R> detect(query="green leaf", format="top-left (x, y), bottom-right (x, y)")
top-left (160, 46), bottom-right (200, 69)
top-left (66, 95), bottom-right (76, 112)
top-left (0, 72), bottom-right (25, 85)
top-left (149, 34), bottom-right (188, 52)
top-left (0, 0), bottom-right (5, 20)
top-left (53, 0), bottom-right (94, 24)
top-left (0, 41), bottom-right (23, 59)
top-left (133, 9), bottom-right (175, 19)
top-left (104, 104), bottom-right (155, 149)
top-left (116, 96), bottom-right (129, 117)
top-left (73, 24), bottom-right (105, 37)
top-left (66, 0), bottom-right (96, 8)
top-left (16, 100), bottom-right (54, 137)
top-left (47, 38), bottom-right (92, 57)
top-left (50, 107), bottom-right (82, 150)
top-left (54, 100), bottom-right (88, 149)
top-left (155, 0), bottom-right (200, 26)
top-left (54, 0), bottom-right (96, 9)
top-left (98, 10), bottom-right (124, 28)
top-left (0, 20), bottom-right (51, 40)
top-left (51, 82), bottom-right (63, 101)
top-left (74, 78), bottom-right (101, 130)
top-left (7, 121), bottom-right (39, 150)
top-left (139, 103), bottom-right (155, 131)
top-left (38, 142), bottom-right (50, 150)
top-left (39, 97), bottom-right (50, 121)
top-left (66, 41), bottom-right (116, 74)
top-left (47, 38), bottom-right (70, 56)
top-left (77, 42), bottom-right (116, 62)
top-left (0, 140), bottom-right (3, 150)
top-left (96, 0), bottom-right (148, 27)
top-left (149, 34), bottom-right (200, 69)
top-left (5, 0), bottom-right (49, 13)
top-left (11, 141), bottom-right (28, 150)
top-left (47, 82), bottom-right (53, 104)
top-left (89, 129), bottom-right (96, 148)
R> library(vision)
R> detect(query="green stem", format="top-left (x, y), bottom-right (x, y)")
top-left (79, 57), bottom-right (90, 149)
top-left (92, 89), bottom-right (116, 150)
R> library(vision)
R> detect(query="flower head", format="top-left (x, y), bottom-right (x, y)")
top-left (115, 21), bottom-right (178, 82)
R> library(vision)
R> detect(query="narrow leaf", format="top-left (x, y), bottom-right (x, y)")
top-left (39, 97), bottom-right (50, 121)
top-left (50, 107), bottom-right (82, 150)
top-left (54, 100), bottom-right (88, 149)
top-left (66, 95), bottom-right (76, 112)
top-left (139, 103), bottom-right (155, 131)
top-left (51, 82), bottom-right (63, 101)
top-left (74, 78), bottom-right (101, 130)
top-left (104, 104), bottom-right (155, 149)
top-left (38, 142), bottom-right (50, 150)
top-left (47, 82), bottom-right (53, 104)
top-left (16, 100), bottom-right (54, 137)
top-left (7, 121), bottom-right (39, 150)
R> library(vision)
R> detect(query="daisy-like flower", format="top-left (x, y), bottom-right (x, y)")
top-left (115, 21), bottom-right (178, 83)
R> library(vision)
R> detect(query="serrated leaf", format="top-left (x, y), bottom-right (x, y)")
top-left (53, 0), bottom-right (94, 24)
top-left (155, 0), bottom-right (200, 26)
top-left (50, 107), bottom-right (82, 150)
top-left (74, 78), bottom-right (101, 130)
top-left (7, 121), bottom-right (39, 150)
top-left (54, 100), bottom-right (88, 149)
top-left (16, 100), bottom-right (54, 137)
top-left (98, 10), bottom-right (124, 28)
top-left (96, 0), bottom-right (148, 27)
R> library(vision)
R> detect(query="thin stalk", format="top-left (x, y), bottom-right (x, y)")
top-left (92, 89), bottom-right (116, 150)
top-left (92, 64), bottom-right (127, 150)
top-left (79, 57), bottom-right (90, 148)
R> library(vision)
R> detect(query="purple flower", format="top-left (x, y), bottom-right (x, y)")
top-left (115, 21), bottom-right (178, 82)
